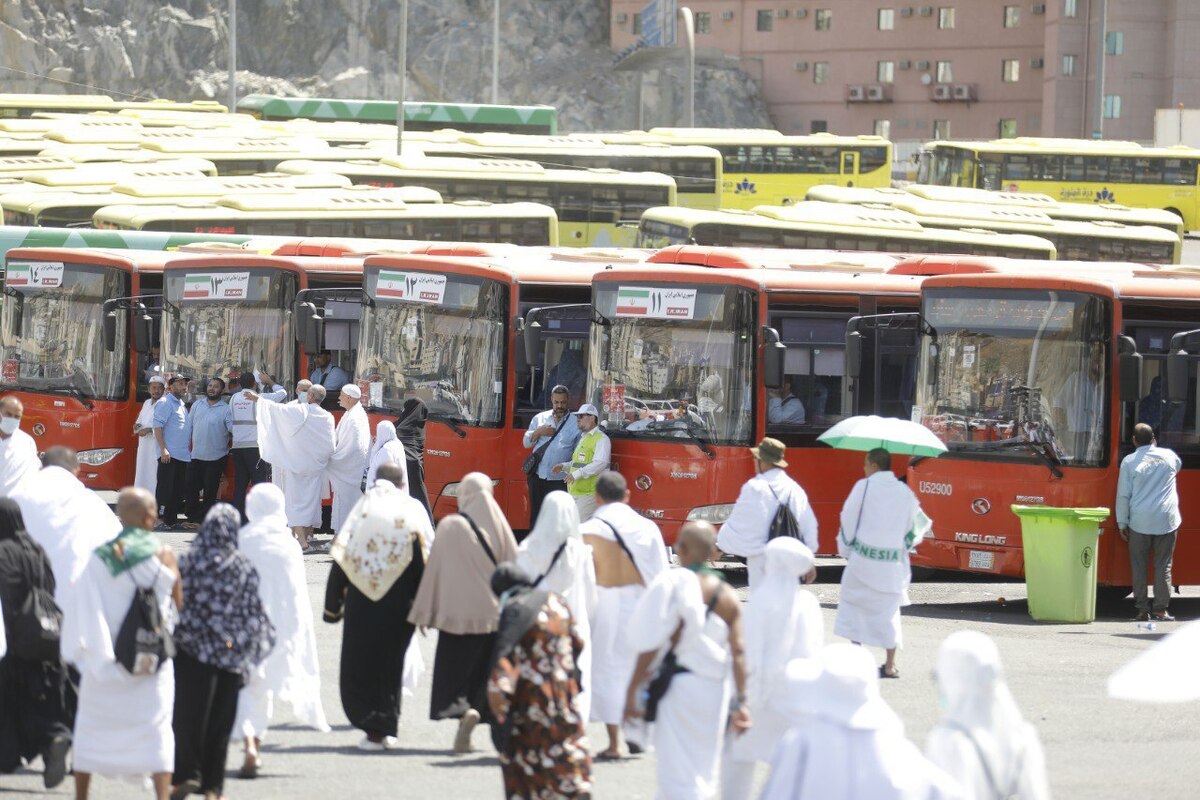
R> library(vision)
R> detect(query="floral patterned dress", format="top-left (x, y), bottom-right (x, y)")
top-left (488, 594), bottom-right (593, 799)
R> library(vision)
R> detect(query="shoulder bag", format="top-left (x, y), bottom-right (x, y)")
top-left (522, 414), bottom-right (568, 477)
top-left (460, 512), bottom-right (498, 565)
top-left (644, 582), bottom-right (722, 722)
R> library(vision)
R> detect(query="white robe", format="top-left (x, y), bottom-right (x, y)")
top-left (580, 502), bottom-right (670, 726)
top-left (133, 397), bottom-right (161, 494)
top-left (257, 401), bottom-right (336, 528)
top-left (834, 471), bottom-right (928, 650)
top-left (61, 554), bottom-right (177, 777)
top-left (327, 403), bottom-right (370, 532)
top-left (716, 468), bottom-right (819, 591)
top-left (0, 428), bottom-right (39, 497)
top-left (365, 440), bottom-right (409, 493)
top-left (234, 515), bottom-right (329, 739)
top-left (10, 466), bottom-right (122, 608)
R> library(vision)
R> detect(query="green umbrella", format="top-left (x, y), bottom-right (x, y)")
top-left (817, 414), bottom-right (949, 457)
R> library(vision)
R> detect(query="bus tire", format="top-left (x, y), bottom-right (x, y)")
top-left (1096, 585), bottom-right (1132, 606)
top-left (910, 565), bottom-right (937, 581)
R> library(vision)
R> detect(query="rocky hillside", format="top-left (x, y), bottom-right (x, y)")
top-left (0, 0), bottom-right (771, 131)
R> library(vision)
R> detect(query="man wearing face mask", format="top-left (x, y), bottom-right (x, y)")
top-left (0, 397), bottom-right (39, 497)
top-left (184, 377), bottom-right (234, 527)
top-left (153, 376), bottom-right (193, 530)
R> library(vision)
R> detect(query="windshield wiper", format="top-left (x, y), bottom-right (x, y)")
top-left (643, 415), bottom-right (716, 460)
top-left (964, 436), bottom-right (1064, 480)
top-left (428, 412), bottom-right (467, 438)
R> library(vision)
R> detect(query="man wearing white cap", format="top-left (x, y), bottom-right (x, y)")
top-left (133, 375), bottom-right (167, 494)
top-left (327, 384), bottom-right (371, 534)
top-left (553, 403), bottom-right (610, 522)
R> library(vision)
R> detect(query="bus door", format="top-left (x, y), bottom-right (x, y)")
top-left (845, 312), bottom-right (922, 419)
top-left (840, 151), bottom-right (859, 187)
top-left (295, 285), bottom-right (364, 410)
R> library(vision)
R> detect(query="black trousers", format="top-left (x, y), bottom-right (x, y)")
top-left (155, 458), bottom-right (189, 526)
top-left (185, 456), bottom-right (227, 524)
top-left (231, 447), bottom-right (269, 520)
top-left (526, 474), bottom-right (564, 537)
top-left (172, 651), bottom-right (241, 795)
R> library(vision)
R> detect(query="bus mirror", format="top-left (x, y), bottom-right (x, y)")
top-left (1166, 352), bottom-right (1190, 403)
top-left (1119, 352), bottom-right (1142, 403)
top-left (524, 318), bottom-right (543, 369)
top-left (131, 308), bottom-right (153, 354)
top-left (102, 311), bottom-right (118, 353)
top-left (762, 326), bottom-right (786, 389)
top-left (846, 330), bottom-right (863, 380)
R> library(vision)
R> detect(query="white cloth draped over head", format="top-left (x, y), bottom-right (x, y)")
top-left (0, 428), bottom-right (40, 497)
top-left (761, 644), bottom-right (961, 800)
top-left (11, 466), bottom-right (122, 603)
top-left (330, 480), bottom-right (434, 602)
top-left (134, 397), bottom-right (161, 494)
top-left (256, 399), bottom-right (335, 528)
top-left (328, 402), bottom-right (371, 531)
top-left (365, 420), bottom-right (409, 493)
top-left (61, 554), bottom-right (177, 777)
top-left (234, 484), bottom-right (330, 737)
top-left (926, 631), bottom-right (1050, 800)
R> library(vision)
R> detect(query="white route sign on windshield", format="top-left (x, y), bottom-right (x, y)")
top-left (183, 272), bottom-right (250, 300)
top-left (377, 270), bottom-right (447, 305)
top-left (7, 261), bottom-right (65, 289)
top-left (615, 287), bottom-right (697, 320)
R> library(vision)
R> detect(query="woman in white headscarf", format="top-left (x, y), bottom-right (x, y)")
top-left (234, 484), bottom-right (329, 779)
top-left (515, 491), bottom-right (597, 720)
top-left (926, 631), bottom-right (1050, 800)
top-left (365, 421), bottom-right (409, 494)
top-left (722, 537), bottom-right (824, 799)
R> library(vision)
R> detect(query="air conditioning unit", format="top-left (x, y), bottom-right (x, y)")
top-left (847, 85), bottom-right (866, 102)
top-left (720, 10), bottom-right (734, 20)
top-left (1032, 3), bottom-right (1046, 13)
top-left (794, 61), bottom-right (809, 71)
top-left (919, 6), bottom-right (934, 16)
top-left (795, 8), bottom-right (808, 18)
top-left (898, 60), bottom-right (912, 70)
top-left (1031, 57), bottom-right (1044, 69)
top-left (866, 84), bottom-right (890, 102)
top-left (953, 83), bottom-right (976, 101)
top-left (917, 60), bottom-right (930, 70)
top-left (900, 7), bottom-right (914, 17)
top-left (932, 84), bottom-right (953, 101)
top-left (775, 8), bottom-right (790, 18)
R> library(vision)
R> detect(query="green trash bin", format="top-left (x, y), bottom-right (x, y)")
top-left (1011, 505), bottom-right (1110, 623)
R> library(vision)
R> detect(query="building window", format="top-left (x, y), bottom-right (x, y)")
top-left (998, 119), bottom-right (1018, 138)
top-left (811, 120), bottom-right (829, 134)
top-left (936, 61), bottom-right (953, 83)
top-left (1061, 54), bottom-right (1077, 76)
top-left (815, 9), bottom-right (833, 31)
top-left (874, 120), bottom-right (891, 139)
top-left (695, 11), bottom-right (711, 33)
top-left (1003, 5), bottom-right (1020, 27)
top-left (878, 8), bottom-right (895, 30)
top-left (1104, 95), bottom-right (1122, 119)
top-left (757, 9), bottom-right (774, 32)
top-left (877, 61), bottom-right (895, 83)
top-left (632, 12), bottom-right (642, 34)
top-left (1105, 31), bottom-right (1124, 55)
top-left (938, 7), bottom-right (955, 29)
top-left (1002, 59), bottom-right (1020, 82)
top-left (1064, 0), bottom-right (1078, 17)
top-left (933, 119), bottom-right (951, 139)
top-left (813, 62), bottom-right (831, 84)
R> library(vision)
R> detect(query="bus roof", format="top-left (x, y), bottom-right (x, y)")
top-left (92, 199), bottom-right (556, 227)
top-left (424, 135), bottom-right (722, 160)
top-left (278, 156), bottom-right (677, 187)
top-left (919, 262), bottom-right (1200, 302)
top-left (4, 246), bottom-right (242, 275)
top-left (20, 160), bottom-right (217, 187)
top-left (631, 129), bottom-right (891, 148)
top-left (236, 95), bottom-right (556, 128)
top-left (0, 155), bottom-right (77, 175)
top-left (113, 172), bottom-right (354, 197)
top-left (362, 252), bottom-right (604, 286)
top-left (0, 226), bottom-right (254, 261)
top-left (590, 259), bottom-right (929, 297)
top-left (926, 137), bottom-right (1200, 158)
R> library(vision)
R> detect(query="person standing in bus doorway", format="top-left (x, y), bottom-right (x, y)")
top-left (134, 376), bottom-right (167, 496)
top-left (554, 404), bottom-right (610, 522)
top-left (230, 371), bottom-right (286, 522)
top-left (153, 375), bottom-right (193, 530)
top-left (523, 385), bottom-right (582, 531)
top-left (716, 438), bottom-right (818, 592)
top-left (184, 378), bottom-right (233, 529)
top-left (1118, 423), bottom-right (1182, 622)
top-left (834, 448), bottom-right (930, 680)
top-left (310, 350), bottom-right (350, 397)
top-left (0, 397), bottom-right (40, 498)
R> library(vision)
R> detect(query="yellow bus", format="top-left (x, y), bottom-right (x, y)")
top-left (588, 129), bottom-right (892, 209)
top-left (416, 134), bottom-right (722, 209)
top-left (0, 134), bottom-right (48, 157)
top-left (17, 160), bottom-right (219, 188)
top-left (0, 94), bottom-right (226, 118)
top-left (918, 137), bottom-right (1200, 231)
top-left (276, 155), bottom-right (676, 247)
top-left (635, 203), bottom-right (1058, 259)
top-left (92, 196), bottom-right (557, 245)
top-left (888, 194), bottom-right (1182, 263)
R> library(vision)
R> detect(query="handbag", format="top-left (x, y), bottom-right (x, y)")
top-left (643, 584), bottom-right (722, 722)
top-left (114, 570), bottom-right (175, 675)
top-left (8, 553), bottom-right (62, 663)
top-left (522, 415), bottom-right (568, 477)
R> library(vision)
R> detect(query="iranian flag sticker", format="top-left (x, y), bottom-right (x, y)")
top-left (6, 261), bottom-right (64, 288)
top-left (376, 270), bottom-right (447, 304)
top-left (615, 286), bottom-right (697, 320)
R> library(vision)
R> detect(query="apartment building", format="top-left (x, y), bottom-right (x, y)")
top-left (610, 0), bottom-right (1200, 141)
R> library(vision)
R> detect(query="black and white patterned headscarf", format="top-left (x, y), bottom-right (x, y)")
top-left (175, 503), bottom-right (276, 678)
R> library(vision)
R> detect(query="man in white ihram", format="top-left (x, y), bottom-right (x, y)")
top-left (0, 396), bottom-right (39, 497)
top-left (327, 384), bottom-right (371, 533)
top-left (272, 380), bottom-right (312, 499)
top-left (133, 376), bottom-right (167, 494)
top-left (716, 437), bottom-right (818, 592)
top-left (249, 383), bottom-right (336, 551)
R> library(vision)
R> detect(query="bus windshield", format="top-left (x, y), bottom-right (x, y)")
top-left (0, 260), bottom-right (129, 401)
top-left (914, 287), bottom-right (1110, 466)
top-left (358, 268), bottom-right (507, 426)
top-left (589, 282), bottom-right (756, 446)
top-left (162, 268), bottom-right (297, 394)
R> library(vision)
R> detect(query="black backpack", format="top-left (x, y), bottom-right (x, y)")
top-left (114, 572), bottom-right (175, 675)
top-left (9, 581), bottom-right (62, 662)
top-left (766, 484), bottom-right (802, 542)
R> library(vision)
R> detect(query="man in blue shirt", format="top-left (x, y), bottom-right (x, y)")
top-left (153, 375), bottom-right (193, 529)
top-left (309, 350), bottom-right (350, 397)
top-left (185, 377), bottom-right (233, 528)
top-left (1117, 423), bottom-right (1182, 622)
top-left (522, 384), bottom-right (582, 532)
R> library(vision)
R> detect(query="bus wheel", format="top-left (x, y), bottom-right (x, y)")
top-left (1096, 585), bottom-right (1132, 607)
top-left (1166, 207), bottom-right (1183, 224)
top-left (910, 565), bottom-right (937, 581)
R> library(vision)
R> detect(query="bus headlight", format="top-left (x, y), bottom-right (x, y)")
top-left (687, 503), bottom-right (734, 524)
top-left (441, 479), bottom-right (501, 498)
top-left (77, 448), bottom-right (122, 466)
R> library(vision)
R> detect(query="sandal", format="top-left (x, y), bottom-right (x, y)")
top-left (170, 780), bottom-right (200, 800)
top-left (596, 750), bottom-right (623, 762)
top-left (238, 755), bottom-right (261, 779)
top-left (879, 665), bottom-right (900, 679)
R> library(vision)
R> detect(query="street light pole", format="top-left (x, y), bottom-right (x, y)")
top-left (679, 6), bottom-right (695, 128)
top-left (228, 0), bottom-right (237, 112)
top-left (492, 0), bottom-right (500, 104)
top-left (397, 0), bottom-right (407, 156)
top-left (1092, 0), bottom-right (1107, 139)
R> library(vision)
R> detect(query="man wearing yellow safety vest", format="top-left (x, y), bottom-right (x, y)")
top-left (552, 403), bottom-right (611, 522)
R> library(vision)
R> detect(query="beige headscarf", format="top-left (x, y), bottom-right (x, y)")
top-left (407, 473), bottom-right (518, 634)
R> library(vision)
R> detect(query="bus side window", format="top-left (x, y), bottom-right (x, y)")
top-left (767, 316), bottom-right (847, 438)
